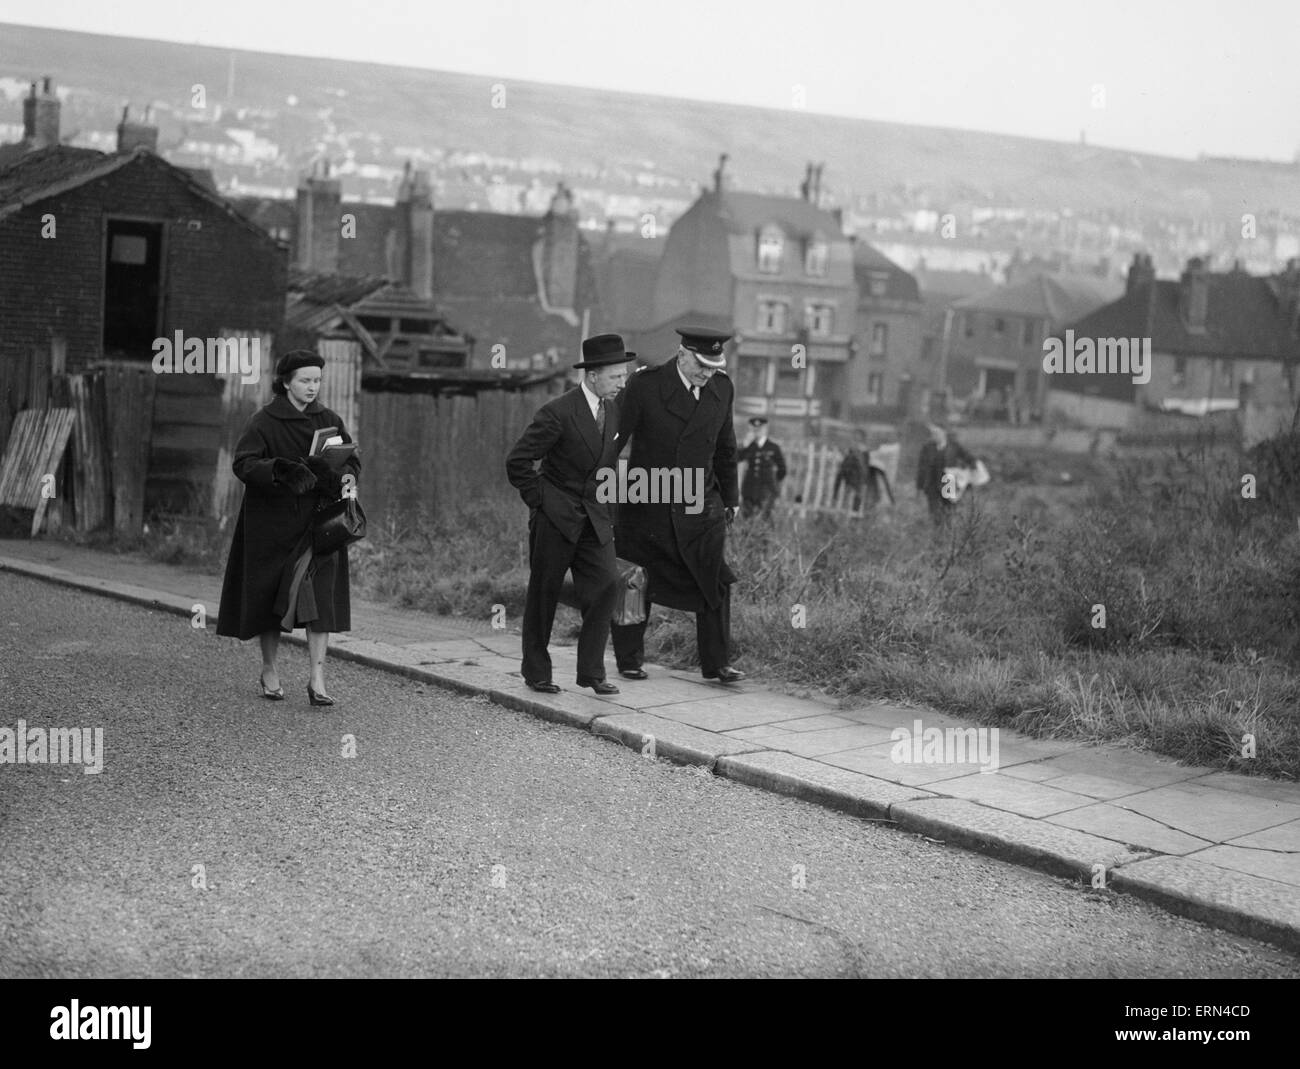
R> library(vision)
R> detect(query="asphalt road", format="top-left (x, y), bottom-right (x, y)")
top-left (1, 571), bottom-right (1298, 979)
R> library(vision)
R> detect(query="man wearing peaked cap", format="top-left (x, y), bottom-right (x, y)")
top-left (505, 333), bottom-right (635, 695)
top-left (610, 325), bottom-right (746, 684)
top-left (739, 416), bottom-right (786, 520)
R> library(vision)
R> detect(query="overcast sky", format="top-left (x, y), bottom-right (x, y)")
top-left (1, 0), bottom-right (1297, 161)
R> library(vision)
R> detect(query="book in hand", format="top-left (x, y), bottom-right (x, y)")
top-left (308, 426), bottom-right (357, 471)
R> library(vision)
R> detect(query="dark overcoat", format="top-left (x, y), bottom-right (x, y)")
top-left (739, 438), bottom-right (787, 504)
top-left (613, 360), bottom-right (739, 611)
top-left (217, 395), bottom-right (361, 640)
top-left (504, 385), bottom-right (622, 542)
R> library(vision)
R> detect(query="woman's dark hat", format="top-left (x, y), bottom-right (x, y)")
top-left (275, 349), bottom-right (325, 378)
top-left (574, 333), bottom-right (636, 369)
top-left (676, 327), bottom-right (731, 368)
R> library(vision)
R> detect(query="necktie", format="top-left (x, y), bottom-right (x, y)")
top-left (596, 399), bottom-right (606, 434)
top-left (690, 384), bottom-right (700, 402)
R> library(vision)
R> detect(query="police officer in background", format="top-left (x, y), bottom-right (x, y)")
top-left (738, 416), bottom-right (786, 520)
top-left (611, 327), bottom-right (745, 684)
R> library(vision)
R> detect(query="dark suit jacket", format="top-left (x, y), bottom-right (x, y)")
top-left (505, 386), bottom-right (622, 544)
top-left (613, 359), bottom-right (738, 610)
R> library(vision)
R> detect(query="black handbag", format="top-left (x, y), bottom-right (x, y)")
top-left (312, 495), bottom-right (367, 555)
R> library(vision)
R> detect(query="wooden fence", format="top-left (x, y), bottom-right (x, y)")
top-left (358, 387), bottom-right (551, 528)
top-left (779, 441), bottom-right (900, 518)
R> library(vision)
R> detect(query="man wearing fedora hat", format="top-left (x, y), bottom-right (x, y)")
top-left (505, 334), bottom-right (635, 694)
top-left (610, 327), bottom-right (745, 684)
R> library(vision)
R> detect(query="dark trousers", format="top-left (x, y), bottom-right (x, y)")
top-left (611, 585), bottom-right (732, 676)
top-left (522, 510), bottom-right (619, 684)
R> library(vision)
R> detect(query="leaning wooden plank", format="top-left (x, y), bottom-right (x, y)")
top-left (30, 410), bottom-right (75, 536)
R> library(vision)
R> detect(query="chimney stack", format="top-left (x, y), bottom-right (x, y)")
top-left (294, 159), bottom-right (342, 274)
top-left (1179, 256), bottom-right (1209, 332)
top-left (22, 77), bottom-right (60, 149)
top-left (800, 162), bottom-right (813, 201)
top-left (1125, 252), bottom-right (1155, 296)
top-left (116, 105), bottom-right (159, 154)
top-left (713, 153), bottom-right (728, 194)
top-left (542, 182), bottom-right (579, 310)
top-left (395, 161), bottom-right (435, 299)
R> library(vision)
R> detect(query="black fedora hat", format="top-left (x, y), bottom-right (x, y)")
top-left (574, 333), bottom-right (636, 369)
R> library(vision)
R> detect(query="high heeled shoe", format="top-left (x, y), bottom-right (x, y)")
top-left (307, 685), bottom-right (335, 707)
top-left (258, 674), bottom-right (284, 700)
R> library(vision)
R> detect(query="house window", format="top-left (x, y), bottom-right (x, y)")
top-left (994, 317), bottom-right (1006, 335)
top-left (870, 322), bottom-right (888, 358)
top-left (758, 226), bottom-right (784, 273)
top-left (1021, 319), bottom-right (1037, 346)
top-left (1171, 357), bottom-right (1187, 387)
top-left (866, 372), bottom-right (884, 404)
top-left (804, 236), bottom-right (828, 276)
top-left (1219, 359), bottom-right (1233, 387)
top-left (868, 272), bottom-right (888, 297)
top-left (963, 314), bottom-right (975, 338)
top-left (806, 302), bottom-right (834, 337)
top-left (774, 364), bottom-right (804, 397)
top-left (757, 300), bottom-right (788, 334)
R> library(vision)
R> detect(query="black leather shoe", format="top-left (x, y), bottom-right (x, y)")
top-left (307, 685), bottom-right (335, 707)
top-left (703, 666), bottom-right (746, 684)
top-left (258, 674), bottom-right (284, 700)
top-left (619, 668), bottom-right (648, 680)
top-left (526, 680), bottom-right (561, 693)
top-left (578, 679), bottom-right (620, 695)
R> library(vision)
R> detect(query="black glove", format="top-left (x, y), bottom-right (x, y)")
top-left (272, 458), bottom-right (317, 495)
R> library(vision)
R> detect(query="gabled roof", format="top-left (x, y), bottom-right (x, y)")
top-left (852, 240), bottom-right (920, 302)
top-left (0, 145), bottom-right (283, 248)
top-left (952, 272), bottom-right (1121, 323)
top-left (1065, 273), bottom-right (1300, 361)
top-left (913, 267), bottom-right (1000, 302)
top-left (434, 210), bottom-right (546, 298)
top-left (710, 190), bottom-right (842, 240)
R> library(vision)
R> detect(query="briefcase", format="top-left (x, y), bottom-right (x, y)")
top-left (613, 558), bottom-right (647, 625)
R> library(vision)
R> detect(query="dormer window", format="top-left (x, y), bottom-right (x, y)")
top-left (758, 226), bottom-right (784, 273)
top-left (804, 235), bottom-right (829, 276)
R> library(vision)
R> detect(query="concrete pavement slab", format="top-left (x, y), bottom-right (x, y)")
top-left (758, 723), bottom-right (900, 758)
top-left (1019, 746), bottom-right (1208, 789)
top-left (1195, 772), bottom-right (1300, 805)
top-left (638, 695), bottom-right (831, 733)
top-left (590, 712), bottom-right (766, 768)
top-left (487, 686), bottom-right (622, 731)
top-left (1187, 845), bottom-right (1300, 889)
top-left (1047, 803), bottom-right (1213, 855)
top-left (586, 674), bottom-right (726, 710)
top-left (929, 772), bottom-right (1096, 818)
top-left (1224, 819), bottom-right (1300, 852)
top-left (819, 742), bottom-right (988, 786)
top-left (770, 713), bottom-right (869, 733)
top-left (1111, 855), bottom-right (1300, 953)
top-left (1118, 781), bottom-right (1300, 843)
top-left (715, 751), bottom-right (935, 819)
top-left (1027, 772), bottom-right (1153, 801)
top-left (893, 798), bottom-right (1152, 880)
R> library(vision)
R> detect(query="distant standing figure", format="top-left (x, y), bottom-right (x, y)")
top-left (217, 349), bottom-right (361, 707)
top-left (834, 431), bottom-right (875, 512)
top-left (915, 423), bottom-right (976, 525)
top-left (738, 416), bottom-right (786, 519)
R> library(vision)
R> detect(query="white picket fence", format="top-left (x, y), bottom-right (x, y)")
top-left (767, 441), bottom-right (900, 518)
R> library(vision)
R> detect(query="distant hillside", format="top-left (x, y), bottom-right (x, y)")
top-left (2, 20), bottom-right (1298, 220)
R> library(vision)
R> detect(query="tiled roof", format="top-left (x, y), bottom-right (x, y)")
top-left (1065, 273), bottom-right (1300, 360)
top-left (0, 145), bottom-right (122, 211)
top-left (952, 272), bottom-right (1121, 323)
top-left (711, 190), bottom-right (842, 240)
top-left (914, 267), bottom-right (1000, 301)
top-left (438, 295), bottom-right (584, 363)
top-left (852, 240), bottom-right (921, 302)
top-left (596, 247), bottom-right (659, 332)
top-left (0, 146), bottom-right (281, 247)
top-left (434, 210), bottom-right (546, 298)
top-left (287, 266), bottom-right (389, 308)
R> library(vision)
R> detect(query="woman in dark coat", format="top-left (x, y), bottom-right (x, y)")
top-left (217, 350), bottom-right (361, 706)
